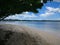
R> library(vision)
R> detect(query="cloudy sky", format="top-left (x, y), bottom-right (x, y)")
top-left (5, 0), bottom-right (60, 20)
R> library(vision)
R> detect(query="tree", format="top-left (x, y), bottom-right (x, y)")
top-left (0, 0), bottom-right (53, 20)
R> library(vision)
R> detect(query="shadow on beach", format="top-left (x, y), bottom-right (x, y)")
top-left (0, 24), bottom-right (60, 45)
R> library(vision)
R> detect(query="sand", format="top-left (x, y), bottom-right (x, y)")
top-left (0, 24), bottom-right (60, 45)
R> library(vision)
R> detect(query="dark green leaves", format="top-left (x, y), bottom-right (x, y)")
top-left (0, 0), bottom-right (53, 19)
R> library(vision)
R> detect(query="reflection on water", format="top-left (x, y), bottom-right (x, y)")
top-left (0, 21), bottom-right (60, 32)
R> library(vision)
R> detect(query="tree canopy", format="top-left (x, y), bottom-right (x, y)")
top-left (0, 0), bottom-right (53, 20)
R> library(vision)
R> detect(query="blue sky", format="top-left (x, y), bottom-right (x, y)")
top-left (5, 0), bottom-right (60, 20)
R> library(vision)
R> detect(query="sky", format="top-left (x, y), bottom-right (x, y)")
top-left (5, 0), bottom-right (60, 20)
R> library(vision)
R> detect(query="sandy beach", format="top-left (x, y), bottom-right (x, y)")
top-left (0, 24), bottom-right (60, 45)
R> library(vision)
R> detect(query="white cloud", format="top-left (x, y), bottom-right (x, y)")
top-left (40, 7), bottom-right (60, 17)
top-left (22, 13), bottom-right (36, 18)
top-left (17, 12), bottom-right (37, 18)
top-left (5, 12), bottom-right (37, 20)
top-left (5, 15), bottom-right (20, 19)
top-left (53, 0), bottom-right (60, 2)
top-left (5, 7), bottom-right (60, 20)
top-left (46, 7), bottom-right (60, 13)
top-left (16, 12), bottom-right (37, 18)
top-left (40, 12), bottom-right (53, 17)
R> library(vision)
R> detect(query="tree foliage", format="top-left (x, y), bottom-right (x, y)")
top-left (0, 0), bottom-right (53, 20)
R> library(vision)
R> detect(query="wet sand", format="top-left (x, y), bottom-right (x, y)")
top-left (0, 24), bottom-right (60, 45)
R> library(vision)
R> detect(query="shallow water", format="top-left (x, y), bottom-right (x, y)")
top-left (0, 21), bottom-right (60, 33)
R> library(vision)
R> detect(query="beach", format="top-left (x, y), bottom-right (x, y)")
top-left (0, 24), bottom-right (60, 45)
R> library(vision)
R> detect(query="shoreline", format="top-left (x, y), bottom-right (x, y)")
top-left (0, 24), bottom-right (60, 45)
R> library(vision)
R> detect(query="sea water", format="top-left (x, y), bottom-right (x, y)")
top-left (0, 21), bottom-right (60, 33)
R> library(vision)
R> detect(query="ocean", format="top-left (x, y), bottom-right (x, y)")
top-left (0, 21), bottom-right (60, 33)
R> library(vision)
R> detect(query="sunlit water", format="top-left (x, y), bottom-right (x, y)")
top-left (0, 21), bottom-right (60, 35)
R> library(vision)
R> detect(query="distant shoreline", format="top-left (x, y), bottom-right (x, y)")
top-left (0, 20), bottom-right (60, 22)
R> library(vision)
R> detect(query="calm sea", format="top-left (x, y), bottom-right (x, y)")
top-left (0, 21), bottom-right (60, 33)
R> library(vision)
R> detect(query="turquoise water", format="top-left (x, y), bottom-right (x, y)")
top-left (0, 21), bottom-right (60, 32)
